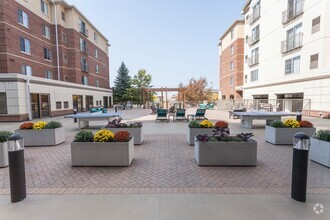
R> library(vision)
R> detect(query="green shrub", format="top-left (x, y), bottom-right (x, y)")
top-left (188, 120), bottom-right (201, 128)
top-left (74, 130), bottom-right (94, 142)
top-left (45, 121), bottom-right (62, 129)
top-left (0, 131), bottom-right (13, 143)
top-left (270, 120), bottom-right (285, 128)
top-left (313, 130), bottom-right (330, 142)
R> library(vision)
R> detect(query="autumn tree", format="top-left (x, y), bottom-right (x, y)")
top-left (178, 77), bottom-right (212, 102)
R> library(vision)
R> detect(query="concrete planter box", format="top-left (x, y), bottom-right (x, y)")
top-left (71, 137), bottom-right (134, 166)
top-left (16, 127), bottom-right (65, 146)
top-left (265, 126), bottom-right (316, 145)
top-left (310, 138), bottom-right (330, 168)
top-left (187, 127), bottom-right (214, 146)
top-left (0, 142), bottom-right (8, 167)
top-left (107, 127), bottom-right (143, 145)
top-left (194, 138), bottom-right (257, 166)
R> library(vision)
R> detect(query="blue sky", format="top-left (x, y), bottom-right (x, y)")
top-left (66, 0), bottom-right (245, 89)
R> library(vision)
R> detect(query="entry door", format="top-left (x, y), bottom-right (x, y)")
top-left (40, 94), bottom-right (50, 117)
top-left (103, 96), bottom-right (108, 108)
top-left (73, 95), bottom-right (83, 112)
top-left (31, 94), bottom-right (40, 118)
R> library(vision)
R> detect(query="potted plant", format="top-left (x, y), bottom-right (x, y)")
top-left (310, 130), bottom-right (330, 168)
top-left (187, 120), bottom-right (215, 146)
top-left (71, 129), bottom-right (134, 166)
top-left (16, 121), bottom-right (65, 146)
top-left (265, 119), bottom-right (316, 145)
top-left (105, 117), bottom-right (143, 145)
top-left (0, 131), bottom-right (12, 167)
top-left (194, 121), bottom-right (257, 166)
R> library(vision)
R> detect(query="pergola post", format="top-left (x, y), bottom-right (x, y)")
top-left (165, 88), bottom-right (168, 109)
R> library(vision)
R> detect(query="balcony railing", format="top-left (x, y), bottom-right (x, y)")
top-left (248, 54), bottom-right (259, 66)
top-left (248, 32), bottom-right (260, 46)
top-left (79, 24), bottom-right (89, 37)
top-left (81, 63), bottom-right (89, 72)
top-left (80, 44), bottom-right (88, 54)
top-left (281, 32), bottom-right (303, 54)
top-left (282, 0), bottom-right (304, 24)
top-left (249, 8), bottom-right (260, 25)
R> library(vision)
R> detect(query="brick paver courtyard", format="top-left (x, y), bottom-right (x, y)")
top-left (0, 108), bottom-right (329, 195)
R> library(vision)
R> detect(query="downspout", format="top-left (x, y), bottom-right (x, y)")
top-left (52, 0), bottom-right (60, 81)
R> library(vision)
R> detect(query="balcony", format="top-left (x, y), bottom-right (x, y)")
top-left (282, 0), bottom-right (304, 25)
top-left (248, 32), bottom-right (260, 46)
top-left (79, 24), bottom-right (89, 37)
top-left (81, 63), bottom-right (89, 72)
top-left (248, 55), bottom-right (259, 67)
top-left (80, 45), bottom-right (88, 54)
top-left (249, 8), bottom-right (260, 25)
top-left (281, 32), bottom-right (303, 54)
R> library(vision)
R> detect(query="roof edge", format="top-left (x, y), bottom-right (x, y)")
top-left (219, 19), bottom-right (245, 41)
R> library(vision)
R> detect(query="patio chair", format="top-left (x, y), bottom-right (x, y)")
top-left (150, 105), bottom-right (157, 115)
top-left (156, 108), bottom-right (168, 122)
top-left (194, 108), bottom-right (207, 120)
top-left (174, 109), bottom-right (188, 122)
top-left (126, 101), bottom-right (133, 110)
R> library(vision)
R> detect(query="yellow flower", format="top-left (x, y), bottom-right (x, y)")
top-left (283, 119), bottom-right (300, 128)
top-left (94, 129), bottom-right (114, 142)
top-left (32, 121), bottom-right (47, 129)
top-left (200, 120), bottom-right (213, 128)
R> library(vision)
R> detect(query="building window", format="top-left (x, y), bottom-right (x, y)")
top-left (45, 70), bottom-right (53, 79)
top-left (230, 29), bottom-right (234, 40)
top-left (42, 24), bottom-right (50, 39)
top-left (94, 32), bottom-right (98, 43)
top-left (44, 48), bottom-right (52, 60)
top-left (283, 23), bottom-right (302, 53)
top-left (61, 11), bottom-right (65, 21)
top-left (285, 56), bottom-right (300, 74)
top-left (62, 32), bottom-right (67, 43)
top-left (63, 54), bottom-right (68, 64)
top-left (82, 76), bottom-right (88, 85)
top-left (250, 47), bottom-right (259, 66)
top-left (250, 25), bottom-right (260, 45)
top-left (245, 35), bottom-right (248, 44)
top-left (80, 38), bottom-right (87, 53)
top-left (81, 57), bottom-right (88, 72)
top-left (244, 75), bottom-right (248, 83)
top-left (250, 1), bottom-right (260, 25)
top-left (230, 61), bottom-right (234, 71)
top-left (96, 79), bottom-right (99, 87)
top-left (250, 69), bottom-right (258, 82)
top-left (79, 19), bottom-right (88, 36)
top-left (95, 64), bottom-right (99, 73)
top-left (0, 93), bottom-right (7, 114)
top-left (64, 75), bottom-right (69, 82)
top-left (40, 0), bottom-right (48, 15)
top-left (310, 53), bottom-right (319, 69)
top-left (18, 9), bottom-right (29, 28)
top-left (64, 101), bottom-right (69, 108)
top-left (22, 65), bottom-right (32, 76)
top-left (95, 48), bottom-right (98, 58)
top-left (56, 101), bottom-right (62, 109)
top-left (229, 76), bottom-right (234, 86)
top-left (230, 45), bottom-right (234, 55)
top-left (312, 16), bottom-right (320, 34)
top-left (20, 38), bottom-right (31, 54)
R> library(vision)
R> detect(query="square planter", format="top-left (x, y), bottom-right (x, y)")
top-left (310, 137), bottom-right (330, 168)
top-left (71, 137), bottom-right (134, 166)
top-left (107, 127), bottom-right (143, 145)
top-left (16, 127), bottom-right (65, 146)
top-left (194, 138), bottom-right (257, 166)
top-left (187, 127), bottom-right (214, 146)
top-left (0, 142), bottom-right (8, 167)
top-left (265, 126), bottom-right (316, 145)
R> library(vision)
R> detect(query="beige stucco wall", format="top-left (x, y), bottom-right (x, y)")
top-left (221, 22), bottom-right (245, 51)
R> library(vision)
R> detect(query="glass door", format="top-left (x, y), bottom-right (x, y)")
top-left (40, 94), bottom-right (50, 117)
top-left (103, 96), bottom-right (108, 108)
top-left (73, 95), bottom-right (83, 112)
top-left (30, 93), bottom-right (40, 119)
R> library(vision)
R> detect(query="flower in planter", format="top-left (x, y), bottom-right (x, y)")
top-left (299, 120), bottom-right (314, 128)
top-left (283, 119), bottom-right (300, 128)
top-left (74, 130), bottom-right (94, 142)
top-left (105, 117), bottom-right (142, 128)
top-left (0, 131), bottom-right (13, 143)
top-left (270, 120), bottom-right (285, 128)
top-left (200, 120), bottom-right (213, 128)
top-left (94, 129), bottom-right (115, 142)
top-left (313, 130), bottom-right (330, 142)
top-left (188, 120), bottom-right (201, 128)
top-left (19, 122), bottom-right (34, 130)
top-left (215, 120), bottom-right (229, 129)
top-left (129, 122), bottom-right (143, 128)
top-left (32, 121), bottom-right (47, 130)
top-left (114, 131), bottom-right (130, 142)
top-left (45, 121), bottom-right (62, 129)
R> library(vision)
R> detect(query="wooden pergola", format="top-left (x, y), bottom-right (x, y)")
top-left (142, 87), bottom-right (186, 109)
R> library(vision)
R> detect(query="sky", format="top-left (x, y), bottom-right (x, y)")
top-left (66, 0), bottom-right (245, 89)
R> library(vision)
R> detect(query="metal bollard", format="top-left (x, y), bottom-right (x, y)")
top-left (7, 133), bottom-right (26, 203)
top-left (296, 110), bottom-right (302, 122)
top-left (291, 132), bottom-right (310, 202)
top-left (114, 105), bottom-right (118, 112)
top-left (73, 109), bottom-right (77, 123)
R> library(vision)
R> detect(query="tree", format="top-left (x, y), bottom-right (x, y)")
top-left (178, 77), bottom-right (212, 102)
top-left (131, 69), bottom-right (152, 88)
top-left (113, 62), bottom-right (131, 103)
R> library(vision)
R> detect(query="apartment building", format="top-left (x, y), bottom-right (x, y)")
top-left (242, 0), bottom-right (330, 117)
top-left (218, 20), bottom-right (245, 100)
top-left (0, 0), bottom-right (112, 121)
